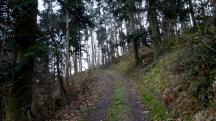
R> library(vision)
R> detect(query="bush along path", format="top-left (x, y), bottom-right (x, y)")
top-left (83, 69), bottom-right (149, 121)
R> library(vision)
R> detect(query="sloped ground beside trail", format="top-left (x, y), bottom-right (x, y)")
top-left (48, 73), bottom-right (103, 121)
top-left (84, 70), bottom-right (150, 121)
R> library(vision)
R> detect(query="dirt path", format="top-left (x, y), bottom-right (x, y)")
top-left (84, 71), bottom-right (114, 121)
top-left (84, 70), bottom-right (149, 121)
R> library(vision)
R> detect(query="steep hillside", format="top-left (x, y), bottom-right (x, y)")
top-left (114, 27), bottom-right (216, 120)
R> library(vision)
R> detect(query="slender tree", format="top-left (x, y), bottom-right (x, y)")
top-left (127, 0), bottom-right (141, 65)
top-left (187, 0), bottom-right (196, 26)
top-left (65, 8), bottom-right (71, 79)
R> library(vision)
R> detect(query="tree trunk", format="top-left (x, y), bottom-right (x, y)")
top-left (187, 0), bottom-right (196, 26)
top-left (0, 33), bottom-right (5, 65)
top-left (114, 23), bottom-right (119, 58)
top-left (97, 47), bottom-right (100, 66)
top-left (86, 49), bottom-right (90, 69)
top-left (101, 47), bottom-right (105, 65)
top-left (149, 0), bottom-right (161, 60)
top-left (200, 0), bottom-right (206, 17)
top-left (162, 0), bottom-right (177, 45)
top-left (73, 50), bottom-right (78, 74)
top-left (55, 47), bottom-right (69, 103)
top-left (115, 33), bottom-right (119, 58)
top-left (6, 0), bottom-right (38, 120)
top-left (90, 29), bottom-right (95, 68)
top-left (127, 0), bottom-right (141, 65)
top-left (125, 20), bottom-right (132, 52)
top-left (79, 51), bottom-right (82, 72)
top-left (0, 96), bottom-right (3, 121)
top-left (65, 9), bottom-right (70, 80)
top-left (214, 3), bottom-right (216, 25)
top-left (162, 17), bottom-right (169, 43)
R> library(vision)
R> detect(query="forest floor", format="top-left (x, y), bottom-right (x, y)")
top-left (49, 69), bottom-right (149, 121)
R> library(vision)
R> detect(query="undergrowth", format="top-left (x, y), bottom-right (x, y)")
top-left (114, 23), bottom-right (216, 120)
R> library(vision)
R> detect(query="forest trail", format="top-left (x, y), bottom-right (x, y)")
top-left (84, 69), bottom-right (149, 121)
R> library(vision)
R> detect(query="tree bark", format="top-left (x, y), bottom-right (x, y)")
top-left (6, 0), bottom-right (38, 120)
top-left (0, 31), bottom-right (5, 65)
top-left (187, 0), bottom-right (196, 26)
top-left (200, 0), bottom-right (206, 17)
top-left (90, 29), bottom-right (95, 68)
top-left (79, 51), bottom-right (82, 72)
top-left (73, 50), bottom-right (78, 74)
top-left (65, 9), bottom-right (71, 80)
top-left (51, 32), bottom-right (69, 104)
top-left (148, 0), bottom-right (161, 60)
top-left (127, 0), bottom-right (141, 65)
top-left (55, 46), bottom-right (69, 103)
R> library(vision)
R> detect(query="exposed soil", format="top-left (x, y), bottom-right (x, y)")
top-left (125, 79), bottom-right (149, 121)
top-left (84, 69), bottom-right (150, 121)
top-left (84, 71), bottom-right (114, 121)
top-left (50, 69), bottom-right (149, 121)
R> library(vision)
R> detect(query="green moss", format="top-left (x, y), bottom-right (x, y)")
top-left (141, 93), bottom-right (168, 120)
top-left (113, 27), bottom-right (216, 120)
top-left (108, 81), bottom-right (129, 121)
top-left (114, 47), bottom-right (184, 120)
top-left (134, 65), bottom-right (170, 120)
top-left (133, 51), bottom-right (184, 120)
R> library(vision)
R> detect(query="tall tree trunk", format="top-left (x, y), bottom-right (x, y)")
top-left (162, 16), bottom-right (169, 43)
top-left (187, 0), bottom-right (196, 26)
top-left (115, 32), bottom-right (119, 58)
top-left (0, 96), bottom-right (3, 121)
top-left (101, 47), bottom-right (105, 65)
top-left (0, 30), bottom-right (5, 65)
top-left (200, 0), bottom-right (206, 17)
top-left (114, 23), bottom-right (119, 58)
top-left (163, 0), bottom-right (176, 43)
top-left (55, 47), bottom-right (69, 103)
top-left (86, 49), bottom-right (90, 69)
top-left (65, 9), bottom-right (70, 80)
top-left (214, 3), bottom-right (216, 25)
top-left (73, 50), bottom-right (78, 74)
top-left (125, 21), bottom-right (131, 52)
top-left (79, 51), bottom-right (82, 72)
top-left (127, 0), bottom-right (141, 65)
top-left (97, 47), bottom-right (100, 66)
top-left (148, 0), bottom-right (161, 60)
top-left (56, 50), bottom-right (65, 93)
top-left (90, 29), bottom-right (95, 68)
top-left (6, 0), bottom-right (38, 120)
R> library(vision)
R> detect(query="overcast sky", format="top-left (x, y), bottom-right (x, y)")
top-left (38, 0), bottom-right (44, 11)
